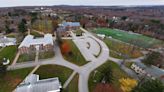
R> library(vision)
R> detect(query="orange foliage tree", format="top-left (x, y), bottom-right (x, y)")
top-left (61, 42), bottom-right (71, 54)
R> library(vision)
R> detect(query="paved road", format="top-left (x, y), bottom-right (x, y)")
top-left (9, 27), bottom-right (143, 92)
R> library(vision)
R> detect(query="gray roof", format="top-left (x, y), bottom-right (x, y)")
top-left (135, 62), bottom-right (164, 79)
top-left (18, 34), bottom-right (53, 48)
top-left (0, 36), bottom-right (16, 43)
top-left (15, 74), bottom-right (62, 92)
top-left (62, 22), bottom-right (80, 27)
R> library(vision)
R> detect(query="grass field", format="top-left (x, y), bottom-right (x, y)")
top-left (32, 20), bottom-right (53, 33)
top-left (0, 67), bottom-right (33, 92)
top-left (104, 38), bottom-right (143, 58)
top-left (88, 61), bottom-right (130, 92)
top-left (17, 53), bottom-right (35, 63)
top-left (62, 74), bottom-right (79, 92)
top-left (92, 28), bottom-right (164, 48)
top-left (39, 51), bottom-right (55, 59)
top-left (34, 65), bottom-right (73, 85)
top-left (0, 46), bottom-right (17, 64)
top-left (61, 40), bottom-right (88, 66)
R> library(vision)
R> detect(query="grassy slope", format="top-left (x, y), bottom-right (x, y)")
top-left (62, 74), bottom-right (79, 92)
top-left (34, 65), bottom-right (73, 85)
top-left (92, 28), bottom-right (163, 48)
top-left (62, 40), bottom-right (88, 66)
top-left (0, 46), bottom-right (17, 64)
top-left (32, 20), bottom-right (53, 33)
top-left (0, 68), bottom-right (33, 92)
top-left (104, 38), bottom-right (143, 58)
top-left (17, 53), bottom-right (35, 63)
top-left (88, 61), bottom-right (129, 92)
top-left (39, 51), bottom-right (55, 59)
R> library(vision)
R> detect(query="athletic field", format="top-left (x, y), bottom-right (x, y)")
top-left (92, 28), bottom-right (164, 48)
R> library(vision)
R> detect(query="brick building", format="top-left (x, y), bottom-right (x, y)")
top-left (18, 34), bottom-right (53, 54)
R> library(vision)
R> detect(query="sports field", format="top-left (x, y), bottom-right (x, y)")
top-left (92, 28), bottom-right (164, 48)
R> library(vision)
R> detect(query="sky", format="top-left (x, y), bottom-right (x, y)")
top-left (0, 0), bottom-right (164, 7)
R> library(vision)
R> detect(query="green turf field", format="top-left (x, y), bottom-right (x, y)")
top-left (92, 28), bottom-right (164, 48)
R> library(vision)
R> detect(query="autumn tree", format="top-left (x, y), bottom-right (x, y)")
top-left (98, 65), bottom-right (113, 84)
top-left (93, 83), bottom-right (121, 92)
top-left (61, 41), bottom-right (71, 55)
top-left (143, 52), bottom-right (162, 66)
top-left (119, 78), bottom-right (137, 92)
top-left (52, 19), bottom-right (59, 31)
top-left (5, 25), bottom-right (12, 33)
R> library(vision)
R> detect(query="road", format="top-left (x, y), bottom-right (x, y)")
top-left (9, 27), bottom-right (142, 92)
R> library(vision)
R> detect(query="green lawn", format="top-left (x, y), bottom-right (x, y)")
top-left (17, 53), bottom-right (35, 63)
top-left (104, 38), bottom-right (143, 58)
top-left (61, 40), bottom-right (88, 66)
top-left (0, 46), bottom-right (17, 64)
top-left (39, 51), bottom-right (55, 59)
top-left (32, 20), bottom-right (53, 33)
top-left (62, 74), bottom-right (79, 92)
top-left (34, 65), bottom-right (73, 85)
top-left (0, 67), bottom-right (33, 92)
top-left (88, 61), bottom-right (129, 92)
top-left (92, 28), bottom-right (164, 48)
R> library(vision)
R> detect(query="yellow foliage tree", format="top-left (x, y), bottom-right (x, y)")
top-left (119, 78), bottom-right (137, 92)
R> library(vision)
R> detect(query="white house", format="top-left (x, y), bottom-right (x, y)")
top-left (131, 62), bottom-right (164, 82)
top-left (0, 36), bottom-right (16, 47)
top-left (15, 74), bottom-right (62, 92)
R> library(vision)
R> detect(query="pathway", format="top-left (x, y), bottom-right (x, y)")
top-left (11, 51), bottom-right (20, 66)
top-left (9, 27), bottom-right (144, 92)
top-left (63, 71), bottom-right (77, 88)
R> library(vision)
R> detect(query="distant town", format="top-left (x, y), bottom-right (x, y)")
top-left (0, 5), bottom-right (163, 92)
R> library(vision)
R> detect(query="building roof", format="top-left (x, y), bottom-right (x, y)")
top-left (0, 36), bottom-right (16, 44)
top-left (135, 62), bottom-right (164, 79)
top-left (15, 74), bottom-right (62, 92)
top-left (19, 34), bottom-right (53, 48)
top-left (62, 22), bottom-right (80, 27)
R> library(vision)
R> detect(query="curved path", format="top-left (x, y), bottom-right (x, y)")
top-left (9, 28), bottom-right (141, 92)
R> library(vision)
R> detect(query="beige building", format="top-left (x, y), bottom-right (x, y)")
top-left (18, 34), bottom-right (54, 54)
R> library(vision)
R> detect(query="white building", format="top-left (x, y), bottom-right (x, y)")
top-left (0, 36), bottom-right (16, 47)
top-left (18, 34), bottom-right (54, 54)
top-left (15, 74), bottom-right (62, 92)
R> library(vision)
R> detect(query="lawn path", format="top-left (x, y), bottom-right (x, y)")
top-left (63, 71), bottom-right (77, 88)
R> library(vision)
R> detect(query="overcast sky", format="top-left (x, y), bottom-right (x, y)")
top-left (0, 0), bottom-right (164, 7)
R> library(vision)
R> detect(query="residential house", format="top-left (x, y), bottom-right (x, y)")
top-left (15, 74), bottom-right (62, 92)
top-left (0, 36), bottom-right (16, 47)
top-left (57, 21), bottom-right (80, 37)
top-left (18, 34), bottom-right (53, 54)
top-left (131, 62), bottom-right (164, 82)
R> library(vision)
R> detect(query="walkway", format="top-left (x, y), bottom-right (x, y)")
top-left (9, 27), bottom-right (143, 92)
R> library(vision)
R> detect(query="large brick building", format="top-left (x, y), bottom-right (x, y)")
top-left (57, 21), bottom-right (80, 37)
top-left (18, 34), bottom-right (54, 54)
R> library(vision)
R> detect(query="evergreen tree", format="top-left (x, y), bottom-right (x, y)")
top-left (18, 19), bottom-right (27, 33)
top-left (132, 79), bottom-right (164, 92)
top-left (99, 65), bottom-right (113, 84)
